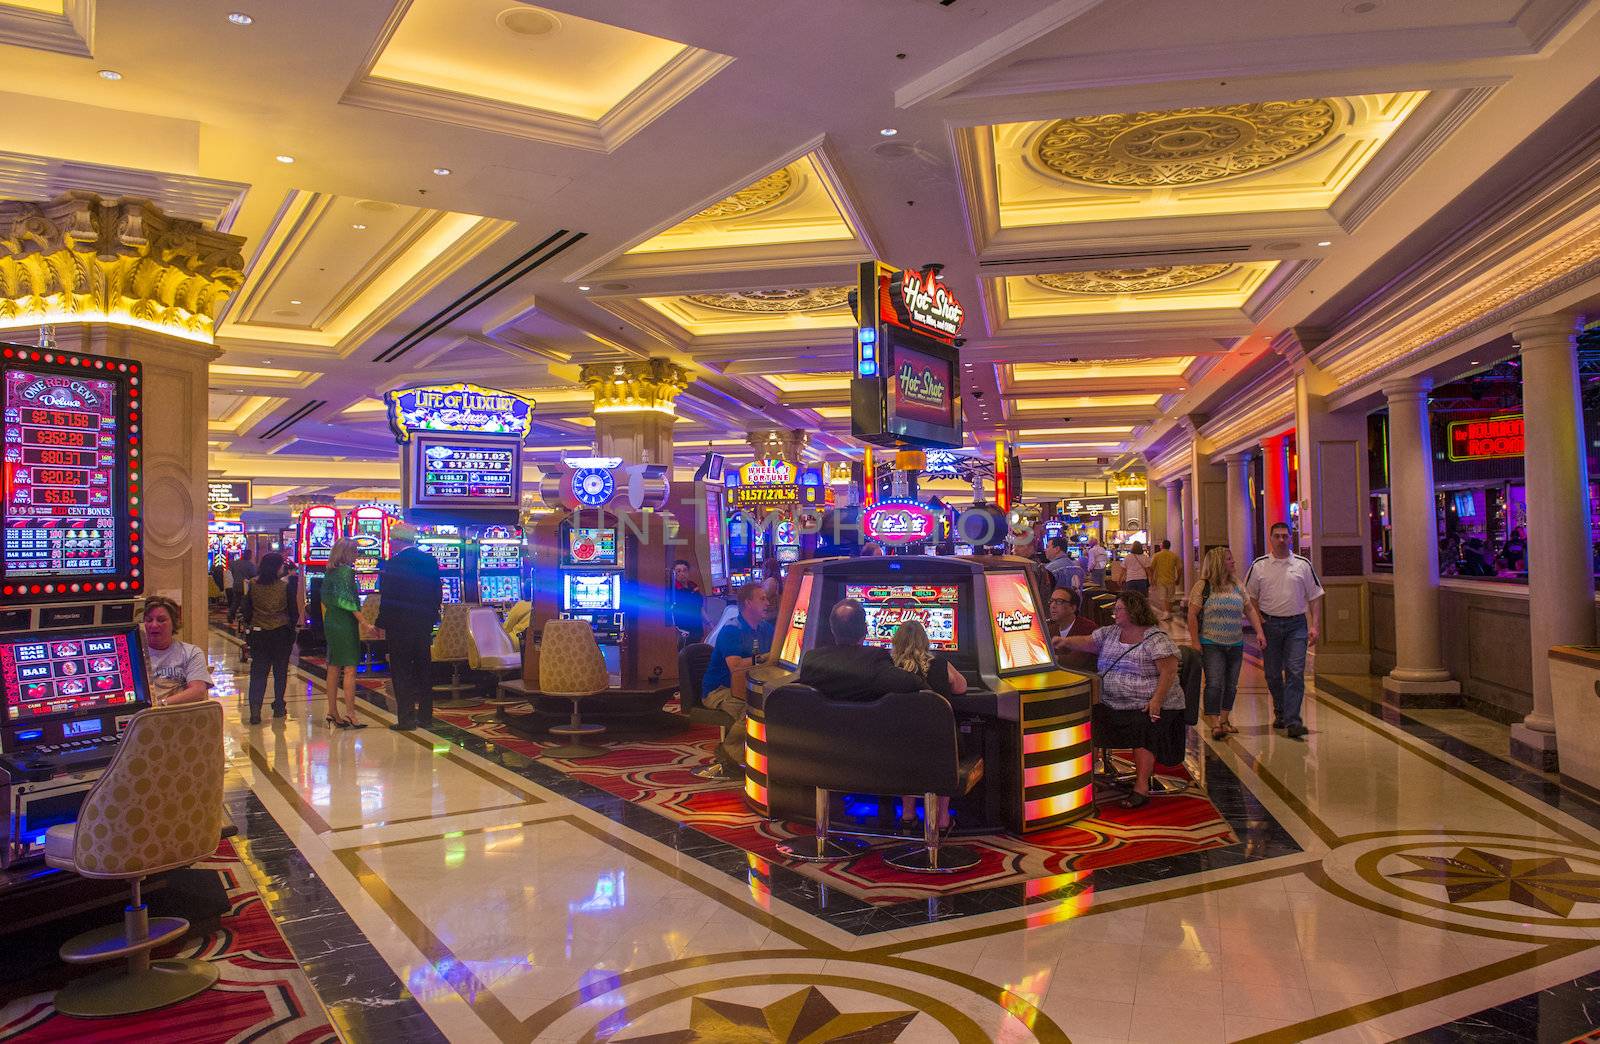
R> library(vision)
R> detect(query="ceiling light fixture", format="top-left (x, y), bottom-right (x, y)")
top-left (578, 285), bottom-right (591, 291)
top-left (275, 154), bottom-right (295, 164)
top-left (880, 128), bottom-right (898, 136)
top-left (1317, 240), bottom-right (1332, 247)
top-left (227, 11), bottom-right (254, 25)
top-left (289, 299), bottom-right (302, 305)
top-left (97, 69), bottom-right (122, 80)
top-left (351, 223), bottom-right (367, 230)
top-left (432, 167), bottom-right (451, 176)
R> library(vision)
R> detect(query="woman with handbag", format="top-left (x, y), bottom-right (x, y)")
top-left (240, 551), bottom-right (303, 725)
top-left (1186, 546), bottom-right (1263, 741)
top-left (320, 539), bottom-right (367, 729)
top-left (1056, 589), bottom-right (1181, 808)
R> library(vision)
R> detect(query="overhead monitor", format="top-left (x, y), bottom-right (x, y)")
top-left (2, 345), bottom-right (144, 602)
top-left (410, 433), bottom-right (520, 509)
top-left (1, 629), bottom-right (148, 722)
top-left (421, 537), bottom-right (463, 572)
top-left (477, 538), bottom-right (522, 571)
top-left (843, 582), bottom-right (961, 652)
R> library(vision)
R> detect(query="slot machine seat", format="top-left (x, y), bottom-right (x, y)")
top-left (765, 684), bottom-right (982, 871)
top-left (466, 607), bottom-right (524, 706)
top-left (538, 619), bottom-right (611, 759)
top-left (429, 604), bottom-right (479, 706)
top-left (43, 702), bottom-right (225, 1017)
top-left (677, 643), bottom-right (732, 780)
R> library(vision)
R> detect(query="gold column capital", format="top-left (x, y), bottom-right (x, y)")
top-left (578, 358), bottom-right (692, 414)
top-left (0, 192), bottom-right (245, 343)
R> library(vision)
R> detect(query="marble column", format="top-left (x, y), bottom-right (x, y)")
top-left (1165, 481), bottom-right (1182, 549)
top-left (1226, 451), bottom-right (1256, 569)
top-left (1511, 311), bottom-right (1593, 771)
top-left (1261, 433), bottom-right (1291, 534)
top-left (1379, 377), bottom-right (1460, 703)
top-left (1180, 477), bottom-right (1196, 569)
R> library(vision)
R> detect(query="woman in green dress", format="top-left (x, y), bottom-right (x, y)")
top-left (320, 539), bottom-right (366, 729)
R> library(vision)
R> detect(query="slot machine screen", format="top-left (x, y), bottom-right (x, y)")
top-left (703, 486), bottom-right (729, 590)
top-left (776, 573), bottom-right (815, 668)
top-left (440, 575), bottom-right (463, 604)
top-left (2, 348), bottom-right (143, 601)
top-left (477, 539), bottom-right (521, 571)
top-left (564, 572), bottom-right (621, 612)
top-left (985, 571), bottom-right (1053, 673)
top-left (355, 569), bottom-right (379, 595)
top-left (565, 527), bottom-right (618, 566)
top-left (304, 516), bottom-right (338, 562)
top-left (1, 629), bottom-right (147, 722)
top-left (422, 539), bottom-right (463, 572)
top-left (411, 433), bottom-right (519, 507)
top-left (477, 574), bottom-right (522, 604)
top-left (843, 583), bottom-right (961, 652)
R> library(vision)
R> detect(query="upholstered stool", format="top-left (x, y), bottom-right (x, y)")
top-left (45, 702), bottom-right (226, 1017)
top-left (466, 606), bottom-right (523, 706)
top-left (429, 603), bottom-right (478, 707)
top-left (538, 619), bottom-right (610, 759)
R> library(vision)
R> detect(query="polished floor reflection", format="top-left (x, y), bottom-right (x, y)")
top-left (209, 635), bottom-right (1600, 1042)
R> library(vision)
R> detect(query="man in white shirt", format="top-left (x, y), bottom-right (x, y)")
top-left (1243, 522), bottom-right (1324, 740)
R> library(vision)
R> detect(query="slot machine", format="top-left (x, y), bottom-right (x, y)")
top-left (346, 505), bottom-right (394, 598)
top-left (1, 343), bottom-right (154, 867)
top-left (206, 518), bottom-right (245, 571)
top-left (296, 505), bottom-right (341, 586)
top-left (471, 525), bottom-right (524, 606)
top-left (419, 528), bottom-right (464, 605)
top-left (558, 522), bottom-right (623, 647)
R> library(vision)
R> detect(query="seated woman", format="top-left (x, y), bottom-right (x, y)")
top-left (1056, 589), bottom-right (1181, 808)
top-left (890, 619), bottom-right (967, 830)
top-left (142, 595), bottom-right (214, 707)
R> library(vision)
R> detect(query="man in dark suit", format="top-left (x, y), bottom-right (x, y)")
top-left (798, 599), bottom-right (923, 701)
top-left (377, 524), bottom-right (443, 730)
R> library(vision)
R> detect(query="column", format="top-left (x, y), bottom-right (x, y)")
top-left (582, 358), bottom-right (692, 466)
top-left (1260, 433), bottom-right (1291, 532)
top-left (1379, 378), bottom-right (1459, 702)
top-left (1226, 451), bottom-right (1256, 568)
top-left (1165, 482), bottom-right (1182, 549)
top-left (1178, 477), bottom-right (1194, 568)
top-left (1511, 311), bottom-right (1593, 771)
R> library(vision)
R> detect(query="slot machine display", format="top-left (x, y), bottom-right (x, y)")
top-left (418, 528), bottom-right (464, 604)
top-left (1, 343), bottom-right (152, 867)
top-left (559, 524), bottom-right (623, 645)
top-left (471, 525), bottom-right (525, 606)
top-left (746, 554), bottom-right (1094, 837)
top-left (346, 505), bottom-right (394, 597)
top-left (207, 519), bottom-right (245, 571)
top-left (297, 505), bottom-right (342, 586)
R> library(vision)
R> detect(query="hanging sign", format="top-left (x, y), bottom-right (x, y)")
top-left (384, 383), bottom-right (535, 442)
top-left (1447, 415), bottom-right (1524, 462)
top-left (884, 266), bottom-right (965, 343)
top-left (862, 499), bottom-right (939, 546)
top-left (207, 480), bottom-right (251, 513)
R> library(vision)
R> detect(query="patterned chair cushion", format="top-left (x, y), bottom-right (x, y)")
top-left (539, 619), bottom-right (608, 696)
top-left (66, 701), bottom-right (225, 879)
top-left (430, 603), bottom-right (474, 662)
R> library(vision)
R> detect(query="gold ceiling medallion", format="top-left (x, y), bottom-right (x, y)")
top-left (1034, 99), bottom-right (1338, 187)
top-left (1036, 264), bottom-right (1236, 295)
top-left (0, 192), bottom-right (245, 343)
top-left (693, 169), bottom-right (795, 220)
top-left (685, 286), bottom-right (850, 313)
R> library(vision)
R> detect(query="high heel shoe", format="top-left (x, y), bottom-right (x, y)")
top-left (325, 715), bottom-right (351, 729)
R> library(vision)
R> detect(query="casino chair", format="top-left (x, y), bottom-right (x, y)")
top-left (676, 642), bottom-right (728, 780)
top-left (466, 606), bottom-right (523, 706)
top-left (357, 592), bottom-right (386, 672)
top-left (537, 619), bottom-right (611, 759)
top-left (765, 684), bottom-right (983, 872)
top-left (44, 701), bottom-right (225, 1017)
top-left (429, 603), bottom-right (479, 707)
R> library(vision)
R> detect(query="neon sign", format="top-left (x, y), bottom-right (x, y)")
top-left (384, 383), bottom-right (535, 442)
top-left (738, 459), bottom-right (797, 486)
top-left (1447, 415), bottom-right (1524, 462)
top-left (889, 266), bottom-right (964, 341)
top-left (862, 499), bottom-right (938, 546)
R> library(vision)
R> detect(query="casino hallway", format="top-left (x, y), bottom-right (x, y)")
top-left (198, 632), bottom-right (1600, 1043)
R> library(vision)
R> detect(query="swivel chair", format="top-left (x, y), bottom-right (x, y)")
top-left (429, 603), bottom-right (479, 707)
top-left (538, 619), bottom-right (611, 759)
top-left (676, 642), bottom-right (728, 779)
top-left (44, 702), bottom-right (226, 1017)
top-left (466, 606), bottom-right (523, 706)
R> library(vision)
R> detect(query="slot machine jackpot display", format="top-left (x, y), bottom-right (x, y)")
top-left (384, 383), bottom-right (533, 527)
top-left (662, 452), bottom-right (730, 596)
top-left (745, 555), bottom-right (1094, 836)
top-left (0, 343), bottom-right (153, 867)
top-left (419, 528), bottom-right (465, 604)
top-left (472, 525), bottom-right (525, 605)
top-left (346, 505), bottom-right (395, 597)
top-left (723, 459), bottom-right (830, 572)
top-left (850, 261), bottom-right (964, 451)
top-left (297, 504), bottom-right (342, 584)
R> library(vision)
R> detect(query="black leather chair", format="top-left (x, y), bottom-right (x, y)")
top-left (764, 683), bottom-right (984, 872)
top-left (677, 643), bottom-right (729, 780)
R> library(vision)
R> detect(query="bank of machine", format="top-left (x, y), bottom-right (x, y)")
top-left (747, 555), bottom-right (1094, 836)
top-left (1, 343), bottom-right (154, 867)
top-left (206, 518), bottom-right (245, 571)
top-left (472, 525), bottom-right (526, 606)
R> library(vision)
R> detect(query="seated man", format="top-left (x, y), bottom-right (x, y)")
top-left (702, 582), bottom-right (774, 773)
top-left (1048, 588), bottom-right (1099, 671)
top-left (798, 598), bottom-right (924, 702)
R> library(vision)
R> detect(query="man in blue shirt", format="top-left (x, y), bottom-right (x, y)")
top-left (703, 582), bottom-right (773, 773)
top-left (1044, 536), bottom-right (1083, 592)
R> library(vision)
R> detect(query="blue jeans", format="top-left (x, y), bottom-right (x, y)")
top-left (1261, 614), bottom-right (1309, 727)
top-left (1201, 642), bottom-right (1243, 715)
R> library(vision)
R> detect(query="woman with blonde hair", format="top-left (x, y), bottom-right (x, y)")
top-left (891, 619), bottom-right (967, 830)
top-left (1186, 546), bottom-right (1263, 740)
top-left (320, 538), bottom-right (366, 729)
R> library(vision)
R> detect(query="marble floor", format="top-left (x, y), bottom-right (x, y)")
top-left (206, 634), bottom-right (1600, 1043)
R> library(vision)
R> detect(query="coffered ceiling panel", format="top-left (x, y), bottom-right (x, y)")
top-left (1002, 261), bottom-right (1280, 319)
top-left (629, 286), bottom-right (855, 340)
top-left (0, 0), bottom-right (90, 57)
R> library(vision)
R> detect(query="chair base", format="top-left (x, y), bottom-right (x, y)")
top-left (543, 742), bottom-right (608, 759)
top-left (60, 916), bottom-right (189, 964)
top-left (432, 697), bottom-right (478, 710)
top-left (776, 835), bottom-right (869, 862)
top-left (692, 762), bottom-right (732, 780)
top-left (884, 843), bottom-right (982, 873)
top-left (53, 959), bottom-right (219, 1018)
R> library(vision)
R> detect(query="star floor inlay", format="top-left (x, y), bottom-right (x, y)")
top-left (608, 986), bottom-right (918, 1043)
top-left (1388, 847), bottom-right (1600, 917)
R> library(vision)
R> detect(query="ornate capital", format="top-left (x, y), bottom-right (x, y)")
top-left (1512, 310), bottom-right (1585, 352)
top-left (579, 358), bottom-right (692, 415)
top-left (747, 428), bottom-right (808, 462)
top-left (0, 192), bottom-right (245, 343)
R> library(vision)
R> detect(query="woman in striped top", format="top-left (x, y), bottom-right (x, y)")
top-left (1186, 546), bottom-right (1264, 741)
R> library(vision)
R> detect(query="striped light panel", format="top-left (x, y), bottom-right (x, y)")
top-left (1024, 752), bottom-right (1093, 789)
top-left (1022, 721), bottom-right (1090, 756)
top-left (1024, 785), bottom-right (1093, 823)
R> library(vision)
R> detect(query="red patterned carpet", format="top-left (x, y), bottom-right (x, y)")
top-left (0, 841), bottom-right (335, 1044)
top-left (423, 694), bottom-right (1237, 905)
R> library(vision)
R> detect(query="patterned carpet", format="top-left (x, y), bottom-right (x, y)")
top-left (0, 841), bottom-right (336, 1044)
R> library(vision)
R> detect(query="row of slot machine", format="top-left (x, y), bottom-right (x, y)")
top-left (294, 505), bottom-right (529, 607)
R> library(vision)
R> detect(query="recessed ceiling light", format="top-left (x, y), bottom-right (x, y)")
top-left (578, 285), bottom-right (591, 291)
top-left (227, 11), bottom-right (254, 25)
top-left (1316, 240), bottom-right (1332, 247)
top-left (289, 299), bottom-right (302, 305)
top-left (262, 359), bottom-right (272, 364)
top-left (432, 167), bottom-right (451, 176)
top-left (275, 154), bottom-right (295, 164)
top-left (880, 128), bottom-right (898, 136)
top-left (351, 223), bottom-right (367, 230)
top-left (1469, 359), bottom-right (1480, 365)
top-left (97, 69), bottom-right (122, 80)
